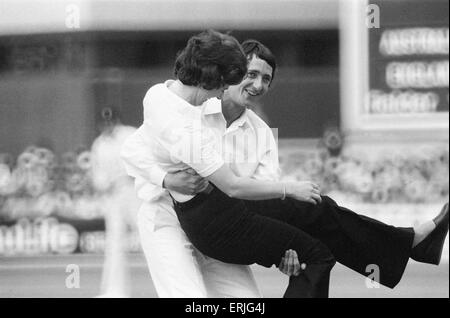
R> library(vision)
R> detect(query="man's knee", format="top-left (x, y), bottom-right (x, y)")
top-left (309, 241), bottom-right (336, 269)
top-left (320, 196), bottom-right (338, 208)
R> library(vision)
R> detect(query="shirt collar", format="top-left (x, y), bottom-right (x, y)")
top-left (230, 110), bottom-right (250, 129)
top-left (226, 108), bottom-right (255, 134)
top-left (202, 98), bottom-right (223, 116)
top-left (203, 98), bottom-right (254, 132)
top-left (161, 79), bottom-right (203, 118)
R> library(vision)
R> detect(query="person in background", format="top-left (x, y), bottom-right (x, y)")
top-left (91, 107), bottom-right (139, 297)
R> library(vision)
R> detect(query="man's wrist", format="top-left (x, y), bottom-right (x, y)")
top-left (152, 168), bottom-right (168, 189)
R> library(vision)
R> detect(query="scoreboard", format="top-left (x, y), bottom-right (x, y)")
top-left (368, 0), bottom-right (449, 115)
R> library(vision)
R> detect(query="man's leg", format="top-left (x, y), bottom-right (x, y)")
top-left (100, 198), bottom-right (130, 297)
top-left (199, 218), bottom-right (335, 298)
top-left (244, 196), bottom-right (414, 289)
top-left (199, 254), bottom-right (262, 298)
top-left (98, 182), bottom-right (140, 297)
top-left (137, 209), bottom-right (208, 298)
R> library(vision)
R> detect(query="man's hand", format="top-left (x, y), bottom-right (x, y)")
top-left (278, 249), bottom-right (306, 276)
top-left (285, 181), bottom-right (322, 205)
top-left (163, 168), bottom-right (210, 195)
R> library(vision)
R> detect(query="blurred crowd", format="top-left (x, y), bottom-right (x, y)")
top-left (280, 145), bottom-right (449, 204)
top-left (0, 146), bottom-right (105, 221)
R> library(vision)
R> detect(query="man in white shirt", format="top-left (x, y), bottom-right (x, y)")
top-left (122, 40), bottom-right (302, 297)
top-left (90, 109), bottom-right (140, 297)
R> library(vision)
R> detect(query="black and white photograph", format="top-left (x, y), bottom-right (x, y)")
top-left (0, 0), bottom-right (448, 299)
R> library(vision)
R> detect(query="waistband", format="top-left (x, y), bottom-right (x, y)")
top-left (172, 186), bottom-right (220, 211)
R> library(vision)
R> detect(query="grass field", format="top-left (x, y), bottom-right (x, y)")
top-left (0, 253), bottom-right (448, 298)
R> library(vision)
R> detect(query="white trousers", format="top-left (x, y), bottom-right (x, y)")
top-left (100, 183), bottom-right (139, 297)
top-left (137, 206), bottom-right (262, 298)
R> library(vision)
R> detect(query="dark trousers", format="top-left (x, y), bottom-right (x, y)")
top-left (174, 188), bottom-right (415, 297)
top-left (174, 188), bottom-right (336, 298)
top-left (243, 196), bottom-right (415, 289)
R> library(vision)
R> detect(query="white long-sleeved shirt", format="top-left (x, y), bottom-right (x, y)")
top-left (91, 124), bottom-right (137, 192)
top-left (121, 80), bottom-right (280, 225)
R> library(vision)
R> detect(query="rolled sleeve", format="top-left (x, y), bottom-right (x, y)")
top-left (153, 120), bottom-right (225, 178)
top-left (121, 131), bottom-right (168, 188)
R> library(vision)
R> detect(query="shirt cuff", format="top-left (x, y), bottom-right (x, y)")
top-left (149, 167), bottom-right (168, 188)
top-left (197, 160), bottom-right (225, 178)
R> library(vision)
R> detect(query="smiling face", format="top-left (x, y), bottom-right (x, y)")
top-left (225, 54), bottom-right (273, 107)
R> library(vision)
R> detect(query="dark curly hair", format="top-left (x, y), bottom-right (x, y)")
top-left (174, 30), bottom-right (248, 90)
top-left (241, 39), bottom-right (277, 82)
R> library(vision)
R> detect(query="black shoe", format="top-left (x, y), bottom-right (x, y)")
top-left (411, 203), bottom-right (449, 265)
